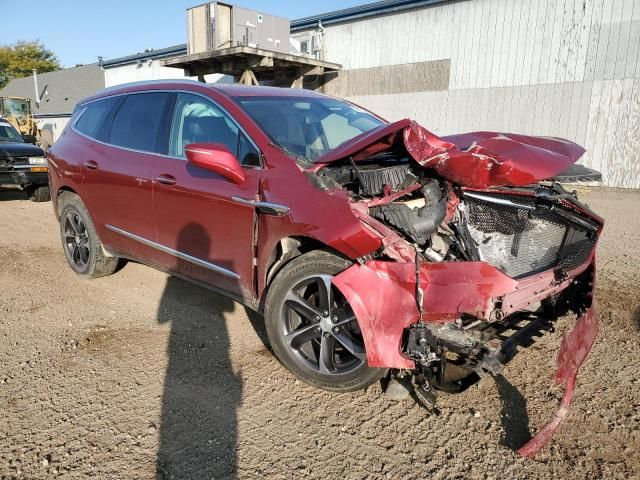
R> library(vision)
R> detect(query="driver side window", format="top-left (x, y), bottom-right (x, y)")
top-left (169, 93), bottom-right (260, 166)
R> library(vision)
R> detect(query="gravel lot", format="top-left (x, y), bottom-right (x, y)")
top-left (0, 186), bottom-right (639, 479)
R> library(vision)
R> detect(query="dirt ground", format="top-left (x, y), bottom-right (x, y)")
top-left (0, 186), bottom-right (638, 480)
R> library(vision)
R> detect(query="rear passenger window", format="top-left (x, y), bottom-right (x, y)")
top-left (108, 92), bottom-right (170, 153)
top-left (74, 97), bottom-right (119, 139)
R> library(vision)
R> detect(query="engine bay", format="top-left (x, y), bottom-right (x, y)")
top-left (316, 156), bottom-right (599, 281)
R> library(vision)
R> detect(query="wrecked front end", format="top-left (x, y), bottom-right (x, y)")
top-left (310, 120), bottom-right (603, 457)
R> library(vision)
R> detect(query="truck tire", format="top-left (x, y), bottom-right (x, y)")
top-left (27, 185), bottom-right (50, 202)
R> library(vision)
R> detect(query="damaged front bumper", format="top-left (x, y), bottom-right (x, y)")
top-left (333, 256), bottom-right (599, 457)
top-left (517, 304), bottom-right (598, 457)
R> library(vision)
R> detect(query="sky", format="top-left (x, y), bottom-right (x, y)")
top-left (0, 0), bottom-right (366, 68)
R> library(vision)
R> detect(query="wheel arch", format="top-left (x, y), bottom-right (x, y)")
top-left (55, 186), bottom-right (80, 217)
top-left (258, 235), bottom-right (353, 309)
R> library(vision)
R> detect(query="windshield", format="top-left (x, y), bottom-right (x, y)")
top-left (2, 98), bottom-right (29, 120)
top-left (0, 122), bottom-right (24, 143)
top-left (236, 96), bottom-right (384, 162)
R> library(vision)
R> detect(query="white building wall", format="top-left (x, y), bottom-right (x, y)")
top-left (306, 0), bottom-right (640, 188)
top-left (35, 117), bottom-right (70, 146)
top-left (104, 59), bottom-right (230, 87)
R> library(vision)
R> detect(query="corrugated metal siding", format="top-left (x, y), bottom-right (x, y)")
top-left (301, 0), bottom-right (640, 188)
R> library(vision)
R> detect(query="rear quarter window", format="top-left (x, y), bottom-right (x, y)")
top-left (74, 97), bottom-right (119, 140)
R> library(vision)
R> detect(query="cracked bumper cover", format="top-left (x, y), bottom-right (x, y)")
top-left (333, 257), bottom-right (598, 457)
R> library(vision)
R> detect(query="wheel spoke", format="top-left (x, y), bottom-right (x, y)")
top-left (72, 245), bottom-right (81, 264)
top-left (65, 220), bottom-right (77, 236)
top-left (285, 323), bottom-right (320, 348)
top-left (333, 331), bottom-right (367, 361)
top-left (285, 291), bottom-right (322, 321)
top-left (69, 214), bottom-right (81, 235)
top-left (316, 275), bottom-right (333, 316)
top-left (79, 246), bottom-right (89, 265)
top-left (77, 219), bottom-right (86, 235)
top-left (318, 335), bottom-right (336, 373)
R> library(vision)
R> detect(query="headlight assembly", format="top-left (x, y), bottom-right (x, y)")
top-left (28, 157), bottom-right (47, 166)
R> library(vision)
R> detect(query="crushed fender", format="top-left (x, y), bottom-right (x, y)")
top-left (332, 260), bottom-right (518, 368)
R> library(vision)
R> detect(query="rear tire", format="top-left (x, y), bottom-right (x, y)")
top-left (59, 193), bottom-right (119, 278)
top-left (27, 185), bottom-right (50, 202)
top-left (265, 250), bottom-right (385, 392)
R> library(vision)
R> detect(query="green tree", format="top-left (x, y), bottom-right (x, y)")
top-left (0, 41), bottom-right (60, 88)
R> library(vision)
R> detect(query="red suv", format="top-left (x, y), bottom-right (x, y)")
top-left (49, 80), bottom-right (602, 456)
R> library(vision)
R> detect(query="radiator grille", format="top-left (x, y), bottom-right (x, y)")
top-left (464, 196), bottom-right (596, 279)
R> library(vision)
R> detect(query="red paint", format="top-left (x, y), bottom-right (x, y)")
top-left (334, 261), bottom-right (519, 368)
top-left (334, 256), bottom-right (598, 369)
top-left (432, 129), bottom-right (586, 188)
top-left (49, 82), bottom-right (387, 304)
top-left (185, 143), bottom-right (245, 184)
top-left (150, 152), bottom-right (260, 300)
top-left (518, 305), bottom-right (598, 458)
top-left (316, 119), bottom-right (586, 188)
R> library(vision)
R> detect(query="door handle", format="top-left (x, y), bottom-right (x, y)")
top-left (84, 160), bottom-right (98, 170)
top-left (157, 174), bottom-right (177, 185)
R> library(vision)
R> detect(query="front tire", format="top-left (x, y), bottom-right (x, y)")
top-left (27, 185), bottom-right (50, 202)
top-left (265, 250), bottom-right (385, 392)
top-left (59, 194), bottom-right (118, 278)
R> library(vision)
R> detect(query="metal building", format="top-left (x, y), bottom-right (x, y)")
top-left (292, 0), bottom-right (640, 189)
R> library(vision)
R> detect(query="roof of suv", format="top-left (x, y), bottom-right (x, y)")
top-left (79, 80), bottom-right (329, 106)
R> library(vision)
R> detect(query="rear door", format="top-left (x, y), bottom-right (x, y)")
top-left (80, 91), bottom-right (173, 260)
top-left (151, 92), bottom-right (261, 301)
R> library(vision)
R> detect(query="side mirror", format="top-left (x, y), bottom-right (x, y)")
top-left (22, 134), bottom-right (37, 145)
top-left (185, 143), bottom-right (245, 184)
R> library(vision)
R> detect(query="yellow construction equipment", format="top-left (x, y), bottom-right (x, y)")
top-left (0, 96), bottom-right (51, 150)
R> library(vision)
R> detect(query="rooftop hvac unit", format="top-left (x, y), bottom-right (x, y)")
top-left (187, 2), bottom-right (290, 55)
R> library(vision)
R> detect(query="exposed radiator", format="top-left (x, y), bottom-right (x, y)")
top-left (464, 195), bottom-right (597, 279)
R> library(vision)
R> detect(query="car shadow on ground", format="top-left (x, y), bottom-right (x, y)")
top-left (495, 374), bottom-right (531, 451)
top-left (244, 306), bottom-right (271, 352)
top-left (0, 187), bottom-right (28, 201)
top-left (155, 223), bottom-right (241, 479)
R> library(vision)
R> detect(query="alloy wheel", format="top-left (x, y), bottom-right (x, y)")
top-left (281, 274), bottom-right (366, 375)
top-left (63, 211), bottom-right (90, 269)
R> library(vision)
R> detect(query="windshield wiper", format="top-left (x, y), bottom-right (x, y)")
top-left (267, 141), bottom-right (311, 166)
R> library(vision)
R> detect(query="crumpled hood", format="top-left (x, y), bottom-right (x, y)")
top-left (316, 119), bottom-right (586, 188)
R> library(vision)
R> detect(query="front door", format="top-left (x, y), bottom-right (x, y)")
top-left (152, 92), bottom-right (262, 302)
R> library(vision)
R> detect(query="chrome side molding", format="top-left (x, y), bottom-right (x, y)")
top-left (104, 224), bottom-right (240, 280)
top-left (231, 196), bottom-right (290, 216)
